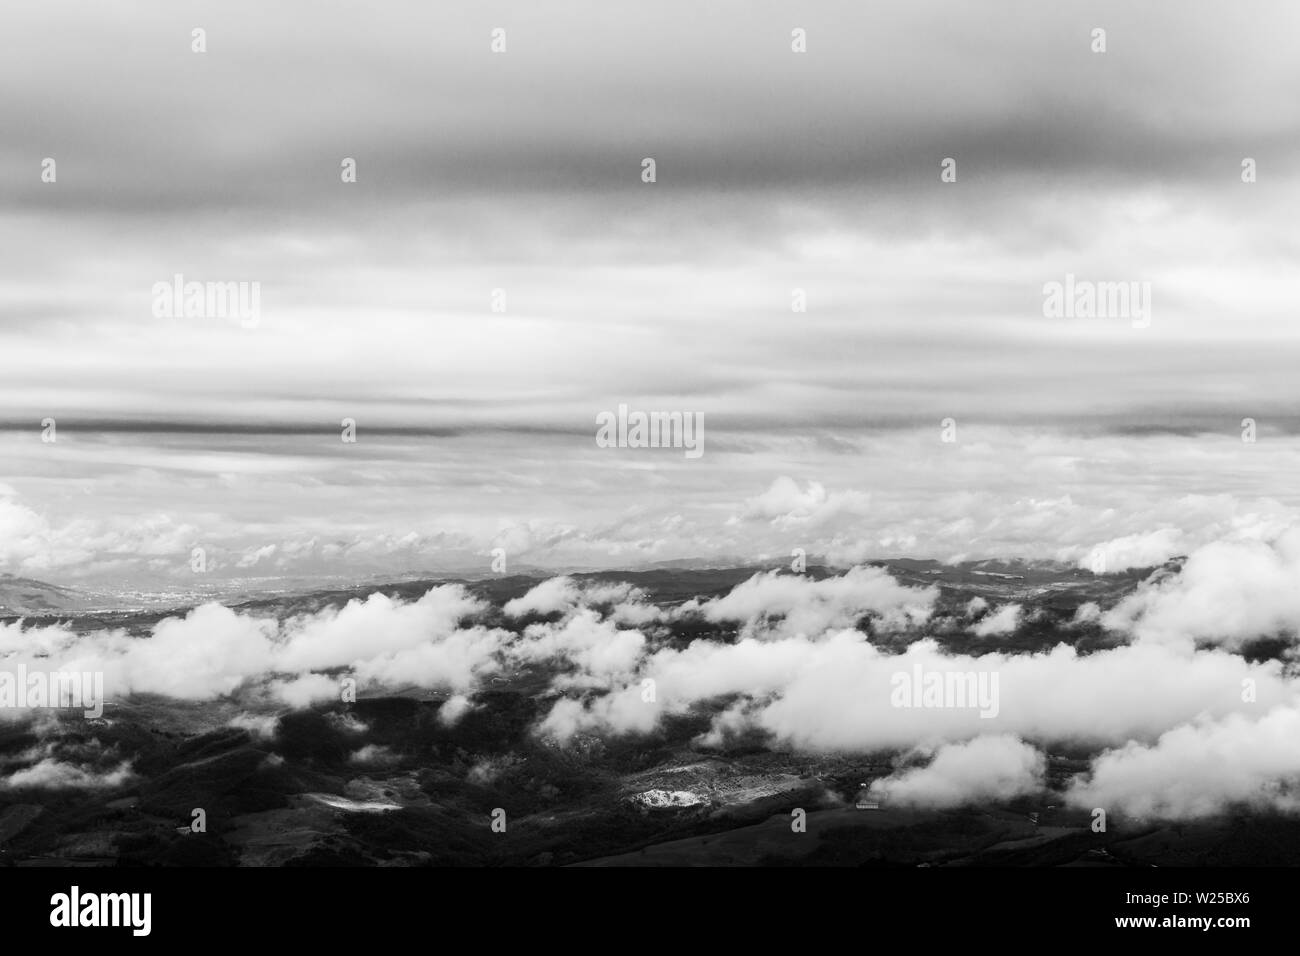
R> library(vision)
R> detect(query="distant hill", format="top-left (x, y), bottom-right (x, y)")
top-left (1, 555), bottom-right (1183, 625)
top-left (0, 573), bottom-right (98, 616)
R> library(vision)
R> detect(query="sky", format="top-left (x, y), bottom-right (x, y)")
top-left (2, 0), bottom-right (1299, 587)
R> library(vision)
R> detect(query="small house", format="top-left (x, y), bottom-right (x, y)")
top-left (854, 789), bottom-right (881, 810)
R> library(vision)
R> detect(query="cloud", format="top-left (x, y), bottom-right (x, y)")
top-left (121, 603), bottom-right (277, 698)
top-left (4, 437), bottom-right (1300, 587)
top-left (227, 712), bottom-right (280, 739)
top-left (438, 693), bottom-right (475, 726)
top-left (1, 2), bottom-right (1299, 590)
top-left (5, 552), bottom-right (1300, 818)
top-left (0, 582), bottom-right (509, 712)
top-left (349, 744), bottom-right (400, 768)
top-left (267, 673), bottom-right (341, 708)
top-left (1102, 527), bottom-right (1300, 648)
top-left (685, 565), bottom-right (937, 639)
top-left (276, 586), bottom-right (486, 672)
top-left (1068, 706), bottom-right (1300, 819)
top-left (537, 689), bottom-right (659, 743)
top-left (868, 736), bottom-right (1045, 809)
top-left (0, 493), bottom-right (197, 576)
top-left (0, 758), bottom-right (134, 790)
top-left (504, 577), bottom-right (580, 617)
top-left (1079, 528), bottom-right (1185, 573)
top-left (736, 477), bottom-right (869, 528)
top-left (535, 624), bottom-right (1295, 755)
top-left (973, 603), bottom-right (1020, 637)
top-left (1072, 602), bottom-right (1102, 625)
top-left (514, 610), bottom-right (646, 686)
top-left (351, 625), bottom-right (505, 694)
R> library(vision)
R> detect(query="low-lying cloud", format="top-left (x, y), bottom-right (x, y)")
top-left (4, 537), bottom-right (1300, 818)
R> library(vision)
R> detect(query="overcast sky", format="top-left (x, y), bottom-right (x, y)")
top-left (2, 0), bottom-right (1299, 587)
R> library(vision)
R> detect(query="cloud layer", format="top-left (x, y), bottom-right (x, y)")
top-left (6, 533), bottom-right (1300, 817)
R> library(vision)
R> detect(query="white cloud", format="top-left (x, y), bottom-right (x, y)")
top-left (868, 736), bottom-right (1045, 809)
top-left (504, 577), bottom-right (580, 617)
top-left (1102, 527), bottom-right (1300, 649)
top-left (349, 744), bottom-right (400, 767)
top-left (1, 758), bottom-right (134, 790)
top-left (227, 712), bottom-right (280, 739)
top-left (1078, 528), bottom-right (1184, 573)
top-left (973, 603), bottom-right (1021, 637)
top-left (267, 673), bottom-right (340, 708)
top-left (687, 565), bottom-right (937, 640)
top-left (736, 477), bottom-right (869, 528)
top-left (1068, 706), bottom-right (1300, 819)
top-left (439, 693), bottom-right (475, 726)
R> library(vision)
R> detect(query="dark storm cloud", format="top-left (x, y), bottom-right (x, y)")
top-left (1, 0), bottom-right (1297, 213)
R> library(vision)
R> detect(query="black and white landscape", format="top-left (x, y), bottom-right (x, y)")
top-left (1, 1), bottom-right (1299, 869)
